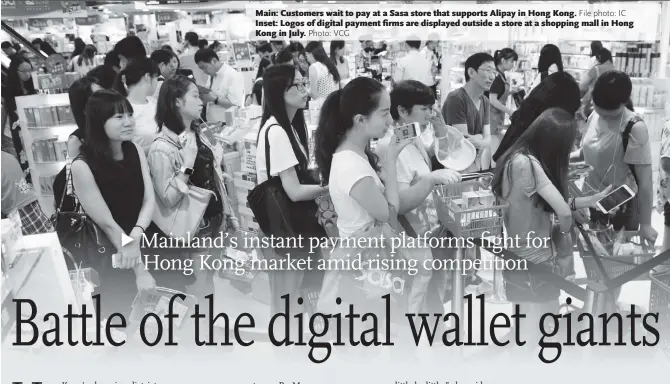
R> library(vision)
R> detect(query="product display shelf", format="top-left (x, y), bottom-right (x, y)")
top-left (2, 233), bottom-right (80, 349)
top-left (15, 93), bottom-right (77, 217)
top-left (511, 39), bottom-right (663, 88)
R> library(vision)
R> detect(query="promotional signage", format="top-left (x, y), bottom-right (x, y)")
top-left (191, 12), bottom-right (208, 25)
top-left (156, 12), bottom-right (179, 25)
top-left (27, 18), bottom-right (65, 29)
top-left (1, 1), bottom-right (83, 18)
top-left (75, 15), bottom-right (100, 26)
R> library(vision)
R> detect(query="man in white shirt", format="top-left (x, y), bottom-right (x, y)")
top-left (179, 32), bottom-right (209, 86)
top-left (195, 48), bottom-right (246, 123)
top-left (393, 40), bottom-right (435, 88)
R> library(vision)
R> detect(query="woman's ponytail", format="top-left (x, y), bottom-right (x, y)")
top-left (315, 77), bottom-right (386, 183)
top-left (315, 89), bottom-right (343, 184)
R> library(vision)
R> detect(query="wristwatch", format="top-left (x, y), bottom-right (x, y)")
top-left (179, 166), bottom-right (194, 176)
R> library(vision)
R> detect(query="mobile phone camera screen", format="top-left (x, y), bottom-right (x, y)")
top-left (599, 186), bottom-right (634, 212)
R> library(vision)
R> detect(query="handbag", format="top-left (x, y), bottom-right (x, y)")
top-left (151, 136), bottom-right (215, 241)
top-left (52, 161), bottom-right (113, 270)
top-left (246, 124), bottom-right (327, 244)
top-left (503, 260), bottom-right (561, 303)
top-left (318, 205), bottom-right (410, 324)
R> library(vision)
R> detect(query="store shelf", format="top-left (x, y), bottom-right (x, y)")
top-left (2, 233), bottom-right (79, 347)
top-left (15, 93), bottom-right (73, 217)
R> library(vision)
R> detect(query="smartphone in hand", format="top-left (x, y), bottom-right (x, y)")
top-left (596, 184), bottom-right (635, 214)
top-left (394, 122), bottom-right (420, 143)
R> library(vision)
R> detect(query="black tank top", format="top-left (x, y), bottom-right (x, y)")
top-left (81, 142), bottom-right (145, 234)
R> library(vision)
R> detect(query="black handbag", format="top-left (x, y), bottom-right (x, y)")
top-left (51, 162), bottom-right (114, 270)
top-left (246, 124), bottom-right (327, 247)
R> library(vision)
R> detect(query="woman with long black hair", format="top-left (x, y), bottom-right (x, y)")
top-left (494, 71), bottom-right (581, 163)
top-left (305, 41), bottom-right (340, 100)
top-left (70, 90), bottom-right (156, 317)
top-left (3, 56), bottom-right (37, 181)
top-left (529, 44), bottom-right (563, 92)
top-left (254, 65), bottom-right (327, 317)
top-left (69, 38), bottom-right (86, 65)
top-left (329, 40), bottom-right (350, 81)
top-left (72, 44), bottom-right (98, 76)
top-left (492, 107), bottom-right (610, 349)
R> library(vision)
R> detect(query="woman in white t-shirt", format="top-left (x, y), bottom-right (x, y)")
top-left (305, 42), bottom-right (340, 101)
top-left (254, 65), bottom-right (328, 319)
top-left (315, 76), bottom-right (409, 244)
top-left (376, 80), bottom-right (461, 314)
top-left (72, 45), bottom-right (98, 77)
top-left (113, 57), bottom-right (161, 154)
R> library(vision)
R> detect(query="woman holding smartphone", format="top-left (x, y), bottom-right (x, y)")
top-left (492, 107), bottom-right (611, 349)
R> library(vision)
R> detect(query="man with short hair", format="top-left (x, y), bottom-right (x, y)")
top-left (195, 48), bottom-right (245, 123)
top-left (443, 52), bottom-right (495, 171)
top-left (393, 40), bottom-right (435, 90)
top-left (442, 52), bottom-right (496, 290)
top-left (180, 32), bottom-right (208, 86)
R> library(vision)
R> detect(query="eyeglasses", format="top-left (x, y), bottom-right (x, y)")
top-left (478, 67), bottom-right (497, 75)
top-left (289, 81), bottom-right (309, 92)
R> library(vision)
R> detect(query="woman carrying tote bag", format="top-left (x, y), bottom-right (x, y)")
top-left (249, 65), bottom-right (328, 319)
top-left (148, 75), bottom-right (239, 290)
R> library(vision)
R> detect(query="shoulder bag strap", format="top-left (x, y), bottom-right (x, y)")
top-left (622, 115), bottom-right (643, 185)
top-left (264, 124), bottom-right (275, 180)
top-left (397, 214), bottom-right (418, 238)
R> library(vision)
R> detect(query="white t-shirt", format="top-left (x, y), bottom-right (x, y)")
top-left (72, 56), bottom-right (96, 77)
top-left (329, 150), bottom-right (384, 238)
top-left (392, 50), bottom-right (435, 87)
top-left (255, 117), bottom-right (307, 184)
top-left (376, 132), bottom-right (437, 236)
top-left (206, 63), bottom-right (246, 123)
top-left (130, 100), bottom-right (159, 154)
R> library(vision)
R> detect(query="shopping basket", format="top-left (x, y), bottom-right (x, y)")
top-left (576, 227), bottom-right (656, 282)
top-left (649, 270), bottom-right (670, 356)
top-left (432, 176), bottom-right (508, 239)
